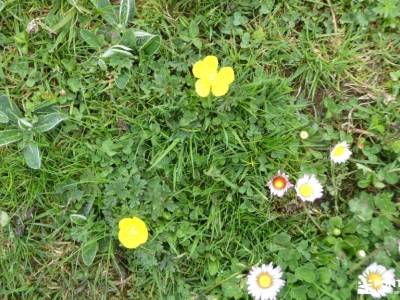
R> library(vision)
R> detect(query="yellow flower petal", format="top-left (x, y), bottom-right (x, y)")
top-left (195, 79), bottom-right (211, 97)
top-left (216, 67), bottom-right (235, 85)
top-left (118, 230), bottom-right (141, 249)
top-left (211, 79), bottom-right (229, 96)
top-left (119, 217), bottom-right (135, 229)
top-left (202, 55), bottom-right (218, 74)
top-left (118, 217), bottom-right (148, 249)
top-left (192, 60), bottom-right (207, 79)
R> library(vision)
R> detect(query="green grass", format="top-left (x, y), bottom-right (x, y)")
top-left (1, 0), bottom-right (400, 299)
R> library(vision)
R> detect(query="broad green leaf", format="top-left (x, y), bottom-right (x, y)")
top-left (23, 143), bottom-right (41, 169)
top-left (295, 264), bottom-right (316, 283)
top-left (0, 1), bottom-right (4, 13)
top-left (349, 194), bottom-right (374, 221)
top-left (101, 45), bottom-right (134, 58)
top-left (115, 72), bottom-right (130, 89)
top-left (70, 214), bottom-right (87, 225)
top-left (119, 0), bottom-right (135, 26)
top-left (0, 210), bottom-right (10, 227)
top-left (0, 94), bottom-right (22, 122)
top-left (0, 129), bottom-right (23, 147)
top-left (93, 0), bottom-right (118, 27)
top-left (82, 241), bottom-right (98, 266)
top-left (35, 112), bottom-right (66, 133)
top-left (80, 29), bottom-right (102, 49)
top-left (0, 111), bottom-right (9, 123)
top-left (18, 118), bottom-right (33, 130)
top-left (134, 30), bottom-right (160, 56)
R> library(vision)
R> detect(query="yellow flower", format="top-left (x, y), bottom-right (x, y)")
top-left (118, 217), bottom-right (148, 249)
top-left (192, 55), bottom-right (235, 97)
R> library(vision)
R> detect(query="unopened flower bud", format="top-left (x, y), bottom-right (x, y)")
top-left (300, 131), bottom-right (309, 140)
top-left (357, 250), bottom-right (366, 258)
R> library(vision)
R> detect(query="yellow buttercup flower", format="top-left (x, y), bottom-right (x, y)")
top-left (118, 217), bottom-right (148, 249)
top-left (192, 55), bottom-right (235, 97)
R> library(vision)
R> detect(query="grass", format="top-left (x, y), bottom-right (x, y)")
top-left (1, 0), bottom-right (400, 299)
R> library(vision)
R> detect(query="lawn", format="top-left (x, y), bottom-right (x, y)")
top-left (1, 0), bottom-right (400, 299)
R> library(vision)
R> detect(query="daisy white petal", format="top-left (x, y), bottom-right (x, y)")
top-left (247, 263), bottom-right (285, 300)
top-left (357, 263), bottom-right (396, 299)
top-left (295, 174), bottom-right (323, 202)
top-left (330, 142), bottom-right (352, 164)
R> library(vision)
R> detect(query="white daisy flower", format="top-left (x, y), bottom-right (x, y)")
top-left (267, 171), bottom-right (293, 197)
top-left (358, 263), bottom-right (396, 299)
top-left (330, 142), bottom-right (352, 164)
top-left (247, 263), bottom-right (285, 300)
top-left (295, 174), bottom-right (323, 202)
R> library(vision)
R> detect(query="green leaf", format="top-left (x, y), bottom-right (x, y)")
top-left (23, 143), bottom-right (41, 169)
top-left (371, 216), bottom-right (392, 236)
top-left (119, 0), bottom-right (135, 26)
top-left (70, 214), bottom-right (87, 225)
top-left (318, 267), bottom-right (331, 284)
top-left (295, 264), bottom-right (316, 283)
top-left (0, 210), bottom-right (10, 227)
top-left (0, 94), bottom-right (22, 122)
top-left (208, 260), bottom-right (219, 276)
top-left (82, 241), bottom-right (98, 266)
top-left (374, 193), bottom-right (396, 215)
top-left (35, 112), bottom-right (66, 133)
top-left (80, 29), bottom-right (103, 49)
top-left (0, 1), bottom-right (5, 13)
top-left (0, 111), bottom-right (9, 123)
top-left (134, 30), bottom-right (160, 56)
top-left (0, 129), bottom-right (23, 147)
top-left (101, 45), bottom-right (134, 58)
top-left (349, 194), bottom-right (374, 221)
top-left (115, 72), bottom-right (130, 89)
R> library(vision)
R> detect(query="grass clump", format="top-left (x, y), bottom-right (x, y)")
top-left (1, 0), bottom-right (400, 299)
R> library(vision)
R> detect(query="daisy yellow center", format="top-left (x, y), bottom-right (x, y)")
top-left (367, 273), bottom-right (383, 290)
top-left (257, 273), bottom-right (273, 289)
top-left (272, 176), bottom-right (286, 190)
top-left (299, 183), bottom-right (313, 197)
top-left (332, 145), bottom-right (346, 157)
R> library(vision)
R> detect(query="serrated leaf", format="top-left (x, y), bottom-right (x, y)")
top-left (0, 94), bottom-right (22, 122)
top-left (349, 195), bottom-right (374, 221)
top-left (82, 241), bottom-right (98, 266)
top-left (35, 112), bottom-right (65, 133)
top-left (295, 264), bottom-right (316, 283)
top-left (0, 111), bottom-right (9, 123)
top-left (23, 143), bottom-right (41, 169)
top-left (119, 0), bottom-right (135, 26)
top-left (80, 29), bottom-right (102, 49)
top-left (0, 129), bottom-right (23, 147)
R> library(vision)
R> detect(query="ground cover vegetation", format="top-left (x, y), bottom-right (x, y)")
top-left (0, 0), bottom-right (400, 299)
